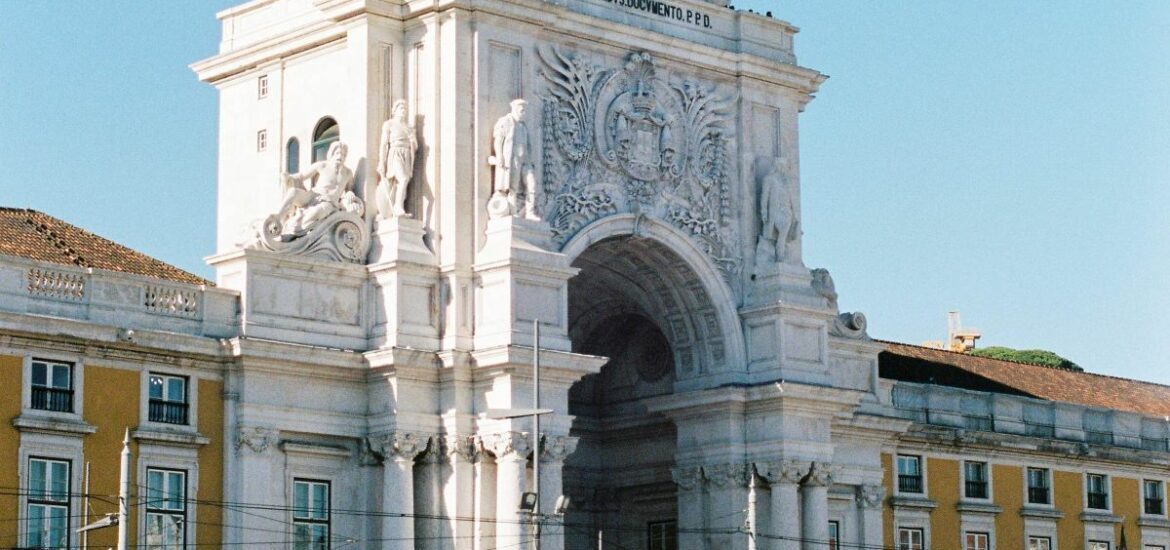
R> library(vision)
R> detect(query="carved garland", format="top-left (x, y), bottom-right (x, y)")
top-left (539, 47), bottom-right (742, 285)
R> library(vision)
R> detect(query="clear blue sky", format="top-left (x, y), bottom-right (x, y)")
top-left (3, 2), bottom-right (1169, 383)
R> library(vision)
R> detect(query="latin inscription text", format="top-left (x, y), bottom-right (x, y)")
top-left (604, 0), bottom-right (714, 29)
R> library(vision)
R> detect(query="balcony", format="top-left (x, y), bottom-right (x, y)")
top-left (898, 475), bottom-right (923, 494)
top-left (31, 387), bottom-right (73, 413)
top-left (148, 400), bottom-right (189, 425)
top-left (1027, 487), bottom-right (1051, 505)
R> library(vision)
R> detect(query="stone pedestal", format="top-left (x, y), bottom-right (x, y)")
top-left (370, 216), bottom-right (435, 265)
top-left (368, 218), bottom-right (441, 351)
top-left (373, 432), bottom-right (428, 550)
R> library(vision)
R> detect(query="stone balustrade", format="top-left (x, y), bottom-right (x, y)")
top-left (0, 256), bottom-right (238, 338)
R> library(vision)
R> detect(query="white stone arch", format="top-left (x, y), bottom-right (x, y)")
top-left (562, 214), bottom-right (747, 389)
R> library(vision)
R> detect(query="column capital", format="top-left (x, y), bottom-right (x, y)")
top-left (856, 484), bottom-right (885, 509)
top-left (236, 425), bottom-right (279, 455)
top-left (540, 435), bottom-right (579, 462)
top-left (482, 431), bottom-right (532, 460)
top-left (756, 459), bottom-right (807, 485)
top-left (703, 463), bottom-right (750, 489)
top-left (802, 461), bottom-right (835, 487)
top-left (671, 466), bottom-right (703, 491)
top-left (445, 433), bottom-right (480, 463)
top-left (370, 431), bottom-right (429, 462)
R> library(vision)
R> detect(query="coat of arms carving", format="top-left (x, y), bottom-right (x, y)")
top-left (538, 47), bottom-right (742, 287)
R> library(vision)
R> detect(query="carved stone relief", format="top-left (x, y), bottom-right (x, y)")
top-left (856, 484), bottom-right (885, 509)
top-left (539, 47), bottom-right (741, 284)
top-left (369, 431), bottom-right (429, 462)
top-left (236, 426), bottom-right (278, 454)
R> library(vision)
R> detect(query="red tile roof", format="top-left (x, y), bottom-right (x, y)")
top-left (0, 207), bottom-right (209, 286)
top-left (882, 341), bottom-right (1170, 418)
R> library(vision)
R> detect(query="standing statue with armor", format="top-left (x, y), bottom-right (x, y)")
top-left (756, 156), bottom-right (798, 264)
top-left (376, 99), bottom-right (418, 220)
top-left (488, 99), bottom-right (538, 219)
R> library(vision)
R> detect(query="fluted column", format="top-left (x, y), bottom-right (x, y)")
top-left (758, 460), bottom-right (806, 550)
top-left (538, 436), bottom-right (578, 550)
top-left (856, 485), bottom-right (885, 550)
top-left (372, 432), bottom-right (429, 550)
top-left (445, 435), bottom-right (479, 550)
top-left (800, 463), bottom-right (832, 550)
top-left (672, 467), bottom-right (704, 549)
top-left (484, 432), bottom-right (531, 549)
top-left (705, 463), bottom-right (751, 550)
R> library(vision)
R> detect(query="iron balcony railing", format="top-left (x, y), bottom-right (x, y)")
top-left (1027, 487), bottom-right (1051, 505)
top-left (1087, 492), bottom-right (1109, 510)
top-left (1146, 498), bottom-right (1164, 515)
top-left (898, 475), bottom-right (923, 494)
top-left (965, 481), bottom-right (989, 499)
top-left (31, 387), bottom-right (73, 413)
top-left (148, 400), bottom-right (189, 425)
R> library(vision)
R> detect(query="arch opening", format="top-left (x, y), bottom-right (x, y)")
top-left (563, 233), bottom-right (727, 549)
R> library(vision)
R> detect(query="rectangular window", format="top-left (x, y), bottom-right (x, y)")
top-left (31, 359), bottom-right (73, 413)
top-left (1027, 468), bottom-right (1051, 505)
top-left (965, 532), bottom-right (989, 550)
top-left (258, 74), bottom-right (269, 98)
top-left (829, 521), bottom-right (840, 550)
top-left (1028, 536), bottom-right (1051, 550)
top-left (648, 520), bottom-right (678, 550)
top-left (293, 479), bottom-right (330, 550)
top-left (1087, 473), bottom-right (1109, 510)
top-left (145, 468), bottom-right (186, 549)
top-left (27, 458), bottom-right (70, 549)
top-left (257, 130), bottom-right (268, 152)
top-left (1145, 480), bottom-right (1164, 515)
top-left (148, 374), bottom-right (189, 425)
top-left (897, 455), bottom-right (923, 494)
top-left (898, 528), bottom-right (924, 550)
top-left (964, 461), bottom-right (989, 499)
top-left (1089, 541), bottom-right (1110, 550)
top-left (1146, 546), bottom-right (1166, 550)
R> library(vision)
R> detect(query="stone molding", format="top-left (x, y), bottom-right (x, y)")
top-left (671, 466), bottom-right (703, 491)
top-left (1019, 506), bottom-right (1064, 520)
top-left (703, 463), bottom-right (750, 488)
top-left (236, 426), bottom-right (278, 454)
top-left (540, 435), bottom-right (579, 462)
top-left (756, 459), bottom-right (807, 485)
top-left (369, 431), bottom-right (429, 463)
top-left (856, 484), bottom-right (885, 509)
top-left (482, 431), bottom-right (532, 461)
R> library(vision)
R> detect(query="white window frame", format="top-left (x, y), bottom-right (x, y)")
top-left (1088, 540), bottom-right (1110, 550)
top-left (257, 129), bottom-right (268, 152)
top-left (1025, 467), bottom-right (1052, 507)
top-left (964, 531), bottom-right (990, 550)
top-left (140, 370), bottom-right (198, 430)
top-left (962, 461), bottom-right (992, 501)
top-left (22, 355), bottom-right (84, 419)
top-left (292, 479), bottom-right (331, 549)
top-left (258, 74), bottom-right (269, 99)
top-left (898, 526), bottom-right (925, 550)
top-left (1144, 479), bottom-right (1165, 517)
top-left (1085, 473), bottom-right (1111, 511)
top-left (136, 442), bottom-right (200, 550)
top-left (144, 467), bottom-right (187, 549)
top-left (25, 457), bottom-right (71, 549)
top-left (896, 454), bottom-right (926, 496)
top-left (1028, 536), bottom-right (1052, 550)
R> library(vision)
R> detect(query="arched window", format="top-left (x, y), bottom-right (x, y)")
top-left (286, 138), bottom-right (300, 173)
top-left (311, 118), bottom-right (339, 162)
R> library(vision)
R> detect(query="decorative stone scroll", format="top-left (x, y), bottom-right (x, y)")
top-left (856, 484), bottom-right (885, 509)
top-left (369, 431), bottom-right (429, 462)
top-left (756, 459), bottom-right (807, 485)
top-left (812, 268), bottom-right (871, 340)
top-left (538, 47), bottom-right (742, 284)
top-left (671, 466), bottom-right (703, 491)
top-left (481, 431), bottom-right (532, 460)
top-left (445, 434), bottom-right (480, 463)
top-left (236, 426), bottom-right (278, 454)
top-left (540, 435), bottom-right (579, 462)
top-left (803, 461), bottom-right (834, 487)
top-left (240, 141), bottom-right (370, 263)
top-left (703, 463), bottom-right (750, 488)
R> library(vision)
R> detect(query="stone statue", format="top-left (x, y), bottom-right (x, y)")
top-left (756, 157), bottom-right (798, 264)
top-left (488, 99), bottom-right (537, 219)
top-left (376, 99), bottom-right (417, 220)
top-left (272, 141), bottom-right (361, 235)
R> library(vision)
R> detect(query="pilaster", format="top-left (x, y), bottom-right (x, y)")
top-left (371, 431), bottom-right (429, 550)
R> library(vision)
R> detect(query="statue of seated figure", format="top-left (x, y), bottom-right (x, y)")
top-left (272, 141), bottom-right (362, 236)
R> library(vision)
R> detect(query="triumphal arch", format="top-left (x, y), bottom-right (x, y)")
top-left (194, 0), bottom-right (902, 548)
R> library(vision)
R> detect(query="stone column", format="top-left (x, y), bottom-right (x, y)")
top-left (705, 463), bottom-right (751, 550)
top-left (445, 435), bottom-right (479, 550)
top-left (672, 467), bottom-right (705, 549)
top-left (484, 432), bottom-right (531, 549)
top-left (234, 426), bottom-right (282, 547)
top-left (758, 460), bottom-right (806, 550)
top-left (416, 439), bottom-right (445, 550)
top-left (372, 432), bottom-right (428, 550)
top-left (856, 485), bottom-right (885, 550)
top-left (539, 436), bottom-right (578, 550)
top-left (800, 462), bottom-right (832, 550)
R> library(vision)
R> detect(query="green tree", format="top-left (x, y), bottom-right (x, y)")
top-left (969, 346), bottom-right (1081, 371)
